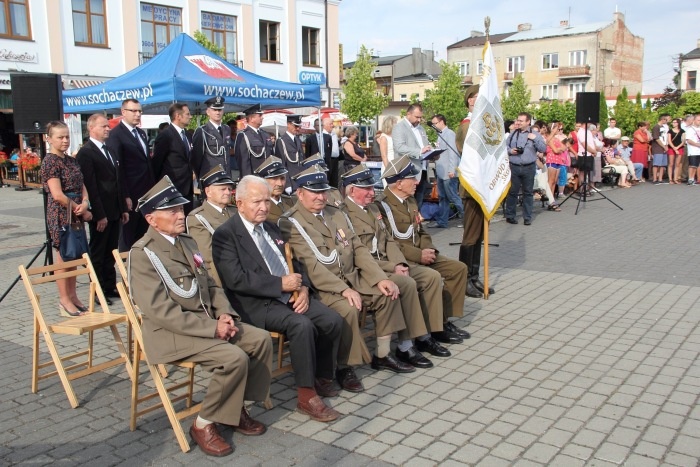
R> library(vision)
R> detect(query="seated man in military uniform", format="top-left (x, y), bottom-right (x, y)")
top-left (186, 165), bottom-right (237, 287)
top-left (376, 156), bottom-right (471, 344)
top-left (253, 156), bottom-right (294, 224)
top-left (279, 166), bottom-right (424, 392)
top-left (341, 165), bottom-right (450, 368)
top-left (129, 176), bottom-right (272, 458)
top-left (301, 153), bottom-right (344, 209)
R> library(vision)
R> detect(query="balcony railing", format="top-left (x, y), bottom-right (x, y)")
top-left (503, 71), bottom-right (522, 82)
top-left (558, 65), bottom-right (591, 78)
top-left (139, 52), bottom-right (155, 65)
top-left (462, 76), bottom-right (473, 85)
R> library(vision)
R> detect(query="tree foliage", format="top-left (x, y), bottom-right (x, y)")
top-left (599, 92), bottom-right (609, 130)
top-left (680, 91), bottom-right (700, 115)
top-left (532, 100), bottom-right (576, 132)
top-left (340, 45), bottom-right (390, 125)
top-left (609, 87), bottom-right (655, 138)
top-left (422, 61), bottom-right (466, 131)
top-left (501, 74), bottom-right (531, 121)
top-left (653, 86), bottom-right (682, 111)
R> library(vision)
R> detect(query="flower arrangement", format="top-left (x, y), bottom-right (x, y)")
top-left (19, 151), bottom-right (41, 171)
top-left (0, 151), bottom-right (9, 168)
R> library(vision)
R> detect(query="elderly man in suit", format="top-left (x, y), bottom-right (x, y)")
top-left (107, 98), bottom-right (154, 251)
top-left (234, 104), bottom-right (273, 178)
top-left (129, 176), bottom-right (272, 458)
top-left (341, 165), bottom-right (450, 368)
top-left (76, 114), bottom-right (129, 304)
top-left (212, 175), bottom-right (343, 422)
top-left (275, 115), bottom-right (305, 192)
top-left (253, 156), bottom-right (295, 224)
top-left (376, 156), bottom-right (470, 344)
top-left (391, 103), bottom-right (433, 208)
top-left (152, 103), bottom-right (194, 214)
top-left (279, 166), bottom-right (422, 393)
top-left (191, 96), bottom-right (233, 180)
top-left (186, 165), bottom-right (237, 287)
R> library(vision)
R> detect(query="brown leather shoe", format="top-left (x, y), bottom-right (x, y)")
top-left (233, 407), bottom-right (266, 436)
top-left (297, 395), bottom-right (341, 422)
top-left (314, 377), bottom-right (340, 397)
top-left (189, 422), bottom-right (233, 457)
top-left (336, 367), bottom-right (364, 393)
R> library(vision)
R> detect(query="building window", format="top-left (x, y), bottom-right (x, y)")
top-left (569, 81), bottom-right (586, 98)
top-left (72, 0), bottom-right (107, 46)
top-left (259, 20), bottom-right (280, 63)
top-left (569, 50), bottom-right (587, 66)
top-left (541, 53), bottom-right (558, 70)
top-left (399, 94), bottom-right (408, 101)
top-left (457, 62), bottom-right (470, 76)
top-left (506, 56), bottom-right (525, 73)
top-left (0, 0), bottom-right (30, 39)
top-left (477, 60), bottom-right (483, 75)
top-left (302, 26), bottom-right (320, 66)
top-left (688, 70), bottom-right (697, 91)
top-left (140, 3), bottom-right (182, 57)
top-left (541, 84), bottom-right (558, 100)
top-left (201, 11), bottom-right (237, 64)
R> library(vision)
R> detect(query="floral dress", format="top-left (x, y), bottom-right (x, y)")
top-left (41, 153), bottom-right (84, 249)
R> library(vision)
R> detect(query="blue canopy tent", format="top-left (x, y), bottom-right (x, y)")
top-left (63, 33), bottom-right (321, 114)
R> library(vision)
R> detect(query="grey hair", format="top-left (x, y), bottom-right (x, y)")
top-left (235, 175), bottom-right (271, 202)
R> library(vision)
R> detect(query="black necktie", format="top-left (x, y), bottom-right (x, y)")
top-left (181, 130), bottom-right (190, 155)
top-left (218, 126), bottom-right (223, 138)
top-left (102, 144), bottom-right (115, 166)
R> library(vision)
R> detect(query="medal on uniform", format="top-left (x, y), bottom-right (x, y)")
top-left (337, 228), bottom-right (349, 247)
top-left (414, 210), bottom-right (423, 232)
top-left (193, 252), bottom-right (205, 274)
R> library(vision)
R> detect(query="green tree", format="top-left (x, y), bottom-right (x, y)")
top-left (340, 45), bottom-right (389, 125)
top-left (599, 92), bottom-right (609, 130)
top-left (610, 87), bottom-right (637, 137)
top-left (532, 100), bottom-right (576, 131)
top-left (501, 74), bottom-right (531, 121)
top-left (422, 61), bottom-right (466, 132)
top-left (680, 91), bottom-right (700, 115)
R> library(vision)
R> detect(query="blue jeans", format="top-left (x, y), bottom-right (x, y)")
top-left (633, 162), bottom-right (643, 180)
top-left (505, 162), bottom-right (536, 221)
top-left (436, 177), bottom-right (464, 226)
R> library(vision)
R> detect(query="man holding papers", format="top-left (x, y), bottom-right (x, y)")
top-left (392, 103), bottom-right (433, 208)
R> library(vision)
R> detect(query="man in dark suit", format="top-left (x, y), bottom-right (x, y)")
top-left (153, 103), bottom-right (194, 215)
top-left (107, 98), bottom-right (155, 251)
top-left (212, 175), bottom-right (343, 422)
top-left (77, 114), bottom-right (128, 303)
top-left (191, 96), bottom-right (232, 180)
top-left (275, 115), bottom-right (305, 192)
top-left (234, 104), bottom-right (273, 179)
top-left (304, 119), bottom-right (332, 164)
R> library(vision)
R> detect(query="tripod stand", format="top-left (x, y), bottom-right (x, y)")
top-left (558, 127), bottom-right (623, 215)
top-left (0, 139), bottom-right (54, 303)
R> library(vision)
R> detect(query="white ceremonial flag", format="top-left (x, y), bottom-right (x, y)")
top-left (458, 40), bottom-right (510, 220)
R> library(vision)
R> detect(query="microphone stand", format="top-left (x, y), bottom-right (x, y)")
top-left (429, 124), bottom-right (461, 157)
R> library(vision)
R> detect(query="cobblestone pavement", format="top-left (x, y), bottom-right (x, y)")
top-left (0, 183), bottom-right (698, 466)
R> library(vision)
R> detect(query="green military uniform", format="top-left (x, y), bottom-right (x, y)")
top-left (268, 194), bottom-right (295, 224)
top-left (186, 200), bottom-right (237, 286)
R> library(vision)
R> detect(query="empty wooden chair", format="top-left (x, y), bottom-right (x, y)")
top-left (18, 253), bottom-right (132, 408)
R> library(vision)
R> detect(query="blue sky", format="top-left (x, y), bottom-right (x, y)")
top-left (338, 1), bottom-right (698, 94)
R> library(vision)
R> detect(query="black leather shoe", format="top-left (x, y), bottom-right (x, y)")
top-left (415, 337), bottom-right (451, 357)
top-left (395, 347), bottom-right (433, 368)
top-left (524, 219), bottom-right (532, 225)
top-left (336, 367), bottom-right (364, 392)
top-left (104, 288), bottom-right (120, 298)
top-left (471, 279), bottom-right (495, 295)
top-left (466, 280), bottom-right (483, 298)
top-left (506, 218), bottom-right (518, 224)
top-left (371, 354), bottom-right (415, 373)
top-left (431, 330), bottom-right (463, 345)
top-left (444, 321), bottom-right (471, 339)
top-left (103, 296), bottom-right (113, 306)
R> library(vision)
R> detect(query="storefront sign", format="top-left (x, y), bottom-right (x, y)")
top-left (299, 71), bottom-right (325, 85)
top-left (0, 49), bottom-right (37, 63)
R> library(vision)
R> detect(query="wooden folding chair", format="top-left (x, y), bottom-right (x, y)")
top-left (18, 253), bottom-right (132, 408)
top-left (113, 249), bottom-right (129, 286)
top-left (116, 281), bottom-right (201, 453)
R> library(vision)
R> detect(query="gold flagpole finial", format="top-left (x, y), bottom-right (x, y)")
top-left (484, 17), bottom-right (491, 41)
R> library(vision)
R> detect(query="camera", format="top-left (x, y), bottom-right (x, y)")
top-left (515, 147), bottom-right (525, 154)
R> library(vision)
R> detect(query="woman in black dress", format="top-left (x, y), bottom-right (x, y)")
top-left (40, 121), bottom-right (92, 316)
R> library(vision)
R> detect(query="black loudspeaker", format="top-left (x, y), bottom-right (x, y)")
top-left (11, 73), bottom-right (63, 134)
top-left (575, 92), bottom-right (600, 124)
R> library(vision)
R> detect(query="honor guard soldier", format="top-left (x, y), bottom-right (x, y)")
top-left (129, 176), bottom-right (272, 458)
top-left (234, 104), bottom-right (273, 179)
top-left (253, 156), bottom-right (295, 224)
top-left (342, 165), bottom-right (451, 368)
top-left (279, 166), bottom-right (426, 393)
top-left (275, 115), bottom-right (305, 192)
top-left (454, 84), bottom-right (494, 298)
top-left (191, 96), bottom-right (233, 180)
top-left (186, 165), bottom-right (237, 287)
top-left (376, 156), bottom-right (471, 344)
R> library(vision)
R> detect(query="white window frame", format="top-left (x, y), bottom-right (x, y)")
top-left (506, 56), bottom-right (525, 73)
top-left (568, 81), bottom-right (586, 99)
top-left (399, 93), bottom-right (408, 102)
top-left (541, 84), bottom-right (558, 100)
top-left (456, 61), bottom-right (470, 76)
top-left (541, 53), bottom-right (558, 70)
top-left (477, 60), bottom-right (483, 75)
top-left (569, 50), bottom-right (587, 66)
top-left (302, 26), bottom-right (320, 67)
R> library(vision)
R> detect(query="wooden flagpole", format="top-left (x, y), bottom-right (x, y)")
top-left (483, 16), bottom-right (491, 301)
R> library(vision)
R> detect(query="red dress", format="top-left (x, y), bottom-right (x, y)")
top-left (631, 129), bottom-right (649, 165)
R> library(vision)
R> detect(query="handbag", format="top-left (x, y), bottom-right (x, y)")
top-left (59, 203), bottom-right (89, 261)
